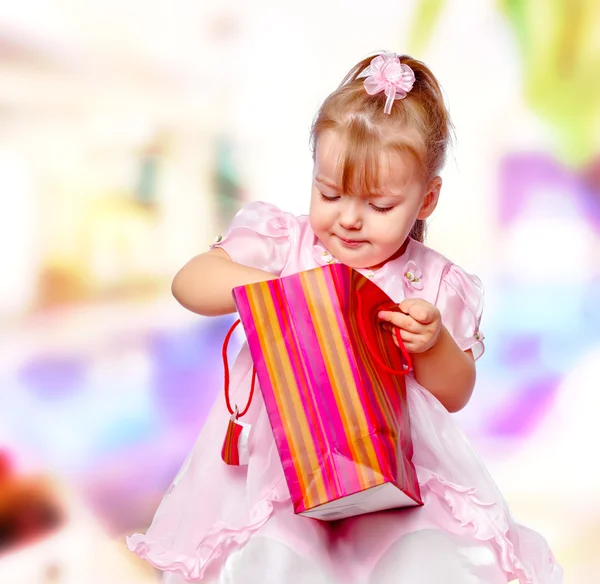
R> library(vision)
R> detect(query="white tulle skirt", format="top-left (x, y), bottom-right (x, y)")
top-left (128, 346), bottom-right (563, 583)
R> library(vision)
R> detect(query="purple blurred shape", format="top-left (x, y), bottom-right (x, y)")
top-left (501, 334), bottom-right (541, 367)
top-left (488, 376), bottom-right (558, 437)
top-left (149, 316), bottom-right (236, 430)
top-left (499, 153), bottom-right (600, 231)
top-left (18, 356), bottom-right (86, 400)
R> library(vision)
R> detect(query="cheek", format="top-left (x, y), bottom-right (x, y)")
top-left (309, 187), bottom-right (323, 213)
top-left (309, 197), bottom-right (328, 233)
top-left (310, 195), bottom-right (333, 224)
top-left (371, 214), bottom-right (411, 245)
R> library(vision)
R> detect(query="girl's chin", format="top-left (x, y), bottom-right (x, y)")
top-left (334, 255), bottom-right (382, 270)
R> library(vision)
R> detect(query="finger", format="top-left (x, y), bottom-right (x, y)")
top-left (378, 311), bottom-right (419, 332)
top-left (399, 299), bottom-right (437, 325)
top-left (383, 325), bottom-right (416, 344)
top-left (385, 326), bottom-right (402, 348)
top-left (384, 327), bottom-right (422, 356)
top-left (395, 329), bottom-right (420, 351)
top-left (398, 298), bottom-right (417, 314)
top-left (399, 318), bottom-right (424, 335)
top-left (377, 309), bottom-right (399, 322)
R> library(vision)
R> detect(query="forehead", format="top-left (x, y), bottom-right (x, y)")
top-left (314, 129), bottom-right (423, 195)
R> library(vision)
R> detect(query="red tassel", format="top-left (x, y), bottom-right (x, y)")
top-left (221, 320), bottom-right (256, 466)
top-left (222, 414), bottom-right (245, 465)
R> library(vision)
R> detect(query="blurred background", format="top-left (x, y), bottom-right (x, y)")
top-left (0, 0), bottom-right (598, 582)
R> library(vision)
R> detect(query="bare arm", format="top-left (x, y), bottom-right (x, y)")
top-left (379, 298), bottom-right (476, 413)
top-left (171, 248), bottom-right (278, 316)
top-left (411, 327), bottom-right (476, 412)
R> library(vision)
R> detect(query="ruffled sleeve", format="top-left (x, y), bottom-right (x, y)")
top-left (436, 265), bottom-right (485, 360)
top-left (211, 202), bottom-right (292, 275)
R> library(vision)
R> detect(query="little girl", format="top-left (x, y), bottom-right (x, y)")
top-left (128, 52), bottom-right (563, 583)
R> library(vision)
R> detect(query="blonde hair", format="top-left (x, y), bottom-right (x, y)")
top-left (310, 53), bottom-right (454, 242)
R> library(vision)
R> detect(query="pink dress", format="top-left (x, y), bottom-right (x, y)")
top-left (127, 202), bottom-right (563, 584)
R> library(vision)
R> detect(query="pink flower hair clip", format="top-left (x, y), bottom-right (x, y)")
top-left (357, 53), bottom-right (415, 115)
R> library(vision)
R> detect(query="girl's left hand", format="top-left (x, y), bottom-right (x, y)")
top-left (378, 298), bottom-right (442, 354)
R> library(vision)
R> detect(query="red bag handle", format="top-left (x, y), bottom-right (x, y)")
top-left (357, 294), bottom-right (412, 376)
top-left (222, 319), bottom-right (256, 418)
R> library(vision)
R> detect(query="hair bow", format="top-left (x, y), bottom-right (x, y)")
top-left (357, 53), bottom-right (415, 115)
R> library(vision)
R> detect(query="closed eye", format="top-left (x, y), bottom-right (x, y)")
top-left (320, 192), bottom-right (340, 202)
top-left (370, 203), bottom-right (395, 213)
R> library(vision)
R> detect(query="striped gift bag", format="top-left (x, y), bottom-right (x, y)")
top-left (232, 263), bottom-right (422, 521)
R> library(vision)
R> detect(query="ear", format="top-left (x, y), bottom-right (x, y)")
top-left (417, 176), bottom-right (442, 220)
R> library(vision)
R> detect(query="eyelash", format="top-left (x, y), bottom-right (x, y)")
top-left (320, 193), bottom-right (394, 214)
top-left (320, 193), bottom-right (340, 203)
top-left (370, 204), bottom-right (394, 214)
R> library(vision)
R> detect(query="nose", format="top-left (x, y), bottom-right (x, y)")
top-left (338, 198), bottom-right (363, 231)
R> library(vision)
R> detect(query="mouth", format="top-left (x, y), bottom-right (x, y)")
top-left (336, 235), bottom-right (368, 248)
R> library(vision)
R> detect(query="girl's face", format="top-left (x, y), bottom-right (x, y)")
top-left (309, 130), bottom-right (441, 270)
